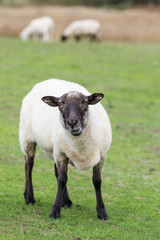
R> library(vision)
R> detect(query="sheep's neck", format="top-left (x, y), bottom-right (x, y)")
top-left (65, 122), bottom-right (95, 159)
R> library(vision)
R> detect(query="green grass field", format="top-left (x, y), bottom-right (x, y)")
top-left (0, 38), bottom-right (160, 240)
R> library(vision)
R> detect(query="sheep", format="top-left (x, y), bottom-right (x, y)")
top-left (19, 79), bottom-right (112, 220)
top-left (20, 17), bottom-right (54, 42)
top-left (61, 19), bottom-right (102, 42)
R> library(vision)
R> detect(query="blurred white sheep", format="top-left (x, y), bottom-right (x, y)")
top-left (20, 17), bottom-right (55, 42)
top-left (61, 19), bottom-right (102, 42)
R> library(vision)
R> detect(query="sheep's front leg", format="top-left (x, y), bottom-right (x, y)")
top-left (50, 157), bottom-right (68, 219)
top-left (92, 162), bottom-right (108, 220)
top-left (54, 163), bottom-right (72, 208)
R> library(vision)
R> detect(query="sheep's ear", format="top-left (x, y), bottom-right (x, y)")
top-left (87, 93), bottom-right (104, 105)
top-left (42, 96), bottom-right (59, 107)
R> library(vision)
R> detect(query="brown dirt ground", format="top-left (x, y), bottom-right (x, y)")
top-left (0, 5), bottom-right (160, 42)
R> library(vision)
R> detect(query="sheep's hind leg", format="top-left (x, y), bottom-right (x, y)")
top-left (92, 162), bottom-right (108, 220)
top-left (54, 163), bottom-right (72, 208)
top-left (75, 35), bottom-right (81, 41)
top-left (24, 142), bottom-right (36, 204)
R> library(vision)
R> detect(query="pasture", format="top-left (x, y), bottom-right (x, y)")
top-left (1, 6), bottom-right (160, 42)
top-left (0, 38), bottom-right (160, 239)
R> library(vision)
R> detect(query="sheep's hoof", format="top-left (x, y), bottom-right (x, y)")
top-left (25, 198), bottom-right (35, 204)
top-left (24, 192), bottom-right (35, 204)
top-left (98, 214), bottom-right (108, 220)
top-left (97, 208), bottom-right (108, 221)
top-left (62, 199), bottom-right (73, 208)
top-left (49, 208), bottom-right (60, 219)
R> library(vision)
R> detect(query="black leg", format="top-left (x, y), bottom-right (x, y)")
top-left (92, 163), bottom-right (108, 220)
top-left (75, 35), bottom-right (81, 41)
top-left (54, 163), bottom-right (72, 208)
top-left (24, 142), bottom-right (36, 204)
top-left (89, 34), bottom-right (96, 42)
top-left (50, 160), bottom-right (68, 219)
top-left (61, 187), bottom-right (73, 208)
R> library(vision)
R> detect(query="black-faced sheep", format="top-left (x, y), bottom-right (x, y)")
top-left (61, 19), bottom-right (102, 42)
top-left (20, 17), bottom-right (55, 42)
top-left (19, 79), bottom-right (112, 220)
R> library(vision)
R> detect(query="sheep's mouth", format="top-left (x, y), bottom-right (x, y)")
top-left (70, 128), bottom-right (82, 136)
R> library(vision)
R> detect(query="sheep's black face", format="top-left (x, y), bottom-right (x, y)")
top-left (42, 91), bottom-right (104, 136)
top-left (61, 35), bottom-right (67, 41)
top-left (58, 92), bottom-right (89, 136)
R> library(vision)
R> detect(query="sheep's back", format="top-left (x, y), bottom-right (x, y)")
top-left (63, 19), bottom-right (101, 36)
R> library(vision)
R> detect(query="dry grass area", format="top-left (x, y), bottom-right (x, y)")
top-left (0, 5), bottom-right (160, 42)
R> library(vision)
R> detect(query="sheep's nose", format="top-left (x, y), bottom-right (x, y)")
top-left (67, 119), bottom-right (78, 128)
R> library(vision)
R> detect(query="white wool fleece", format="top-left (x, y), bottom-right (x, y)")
top-left (19, 79), bottom-right (112, 170)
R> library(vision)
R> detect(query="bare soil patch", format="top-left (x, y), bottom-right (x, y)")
top-left (0, 6), bottom-right (160, 42)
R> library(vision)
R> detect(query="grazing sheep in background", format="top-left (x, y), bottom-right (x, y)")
top-left (19, 79), bottom-right (112, 220)
top-left (61, 19), bottom-right (102, 42)
top-left (20, 17), bottom-right (54, 42)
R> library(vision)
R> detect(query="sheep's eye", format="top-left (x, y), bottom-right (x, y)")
top-left (61, 100), bottom-right (65, 105)
top-left (81, 101), bottom-right (88, 110)
top-left (59, 100), bottom-right (66, 110)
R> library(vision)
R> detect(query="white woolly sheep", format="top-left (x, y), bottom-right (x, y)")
top-left (61, 19), bottom-right (102, 42)
top-left (19, 79), bottom-right (112, 220)
top-left (20, 17), bottom-right (54, 42)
